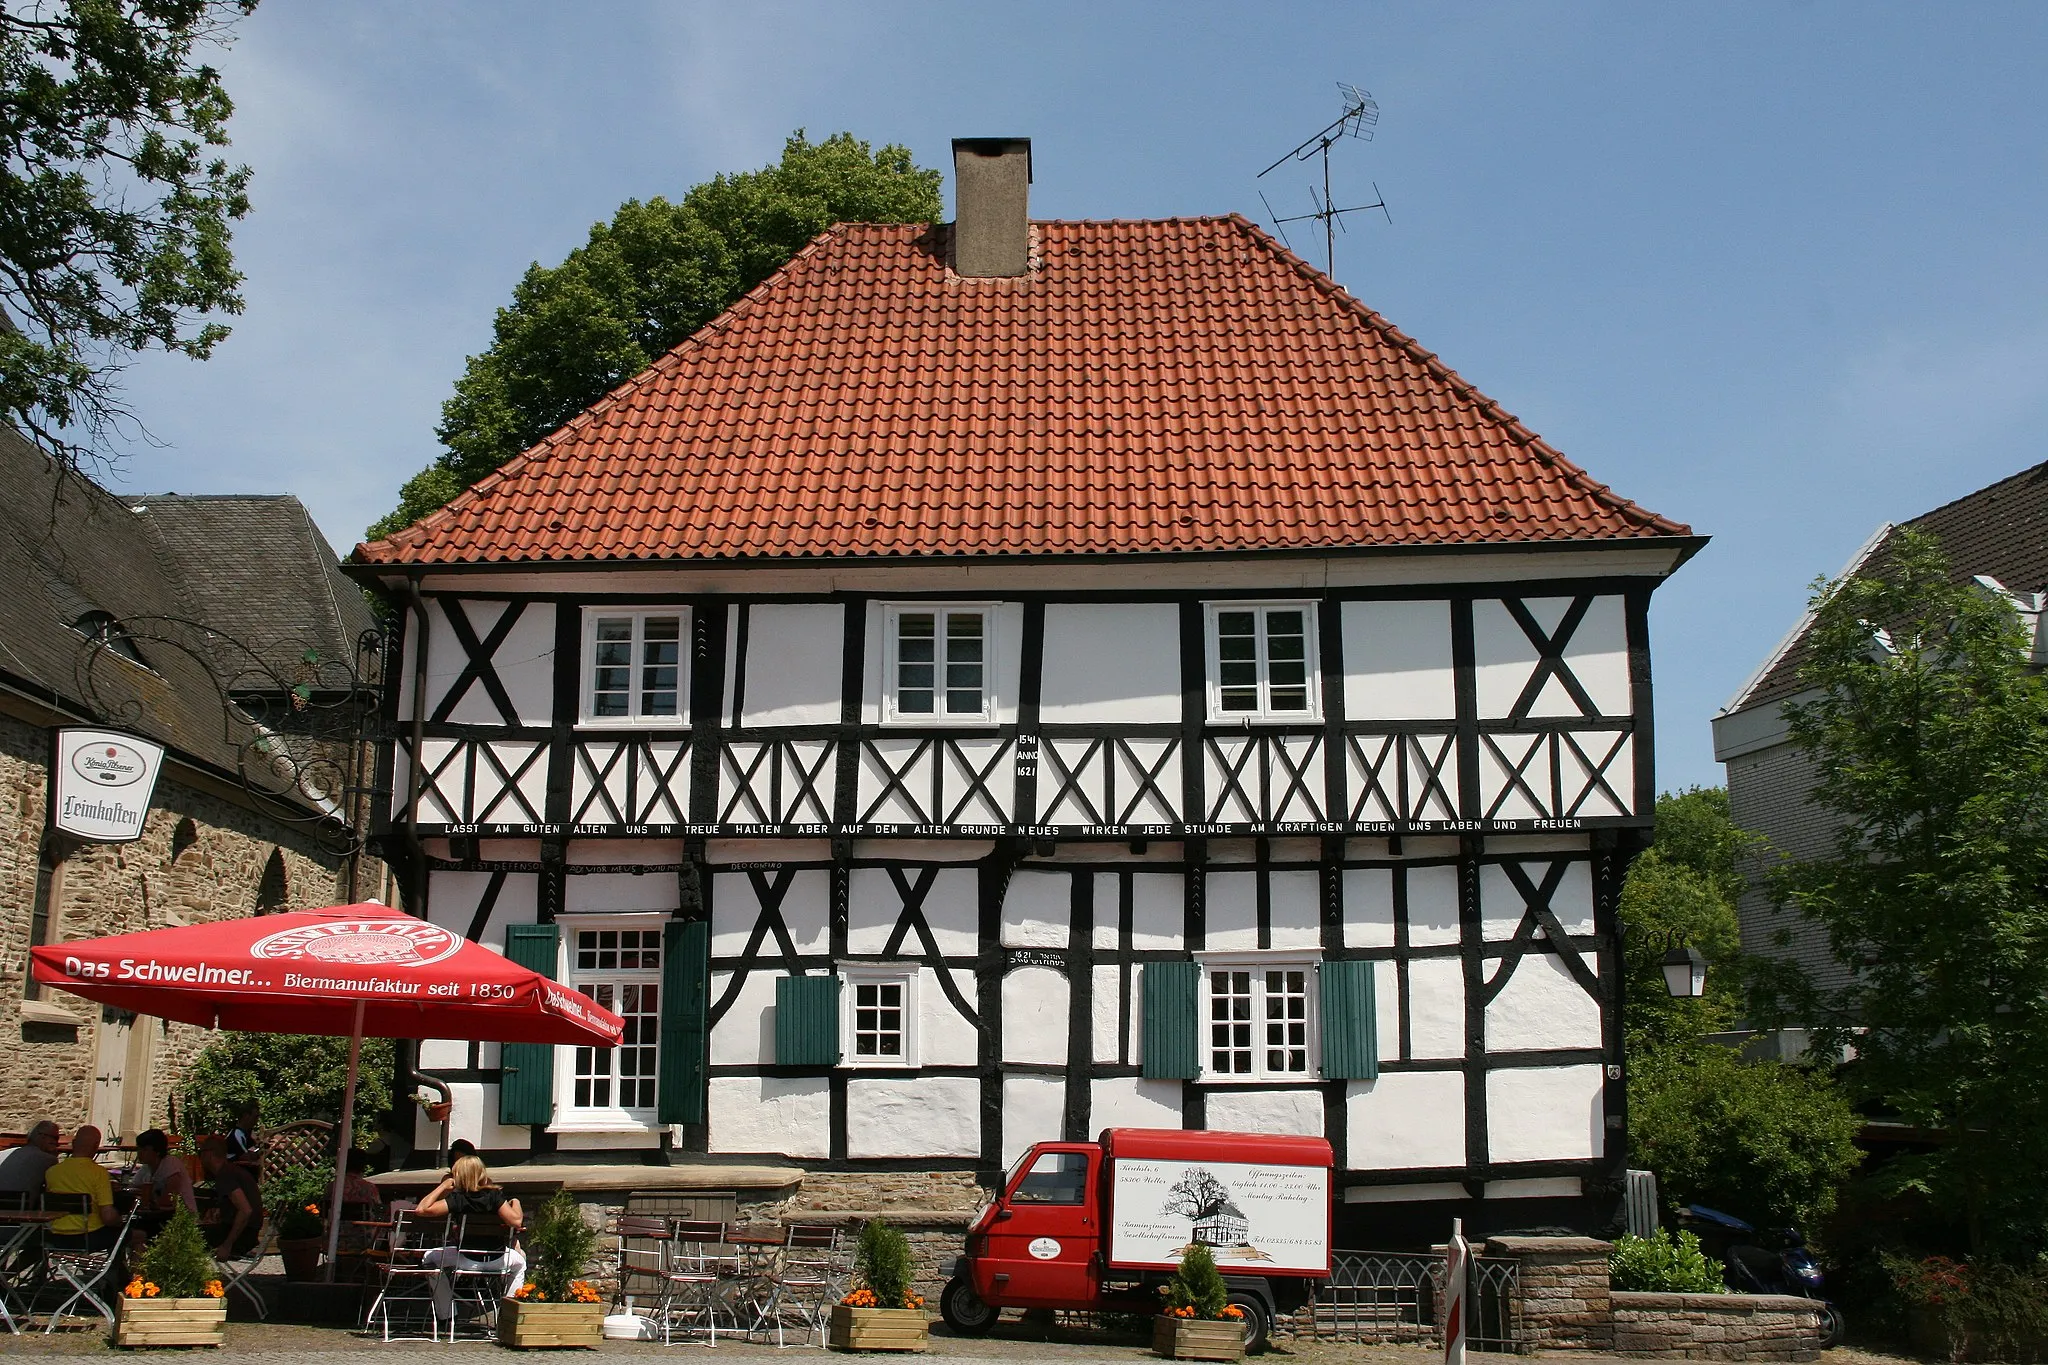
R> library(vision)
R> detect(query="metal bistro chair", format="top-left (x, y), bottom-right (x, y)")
top-left (442, 1214), bottom-right (520, 1339)
top-left (0, 1202), bottom-right (45, 1335)
top-left (611, 1214), bottom-right (676, 1338)
top-left (667, 1219), bottom-right (740, 1344)
top-left (364, 1209), bottom-right (452, 1342)
top-left (213, 1215), bottom-right (278, 1321)
top-left (42, 1197), bottom-right (143, 1332)
top-left (751, 1223), bottom-right (844, 1347)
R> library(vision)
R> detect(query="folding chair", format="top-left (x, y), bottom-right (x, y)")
top-left (442, 1215), bottom-right (520, 1339)
top-left (363, 1209), bottom-right (451, 1342)
top-left (751, 1223), bottom-right (844, 1347)
top-left (611, 1214), bottom-right (673, 1333)
top-left (663, 1219), bottom-right (737, 1345)
top-left (213, 1217), bottom-right (278, 1320)
top-left (42, 1199), bottom-right (142, 1332)
top-left (0, 1214), bottom-right (43, 1334)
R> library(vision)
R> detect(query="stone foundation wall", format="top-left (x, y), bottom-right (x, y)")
top-left (1488, 1235), bottom-right (1614, 1351)
top-left (1613, 1291), bottom-right (1822, 1361)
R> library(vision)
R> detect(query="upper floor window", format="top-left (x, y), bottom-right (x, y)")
top-left (1201, 954), bottom-right (1318, 1081)
top-left (71, 610), bottom-right (148, 668)
top-left (884, 605), bottom-right (993, 725)
top-left (581, 608), bottom-right (689, 725)
top-left (1205, 602), bottom-right (1320, 722)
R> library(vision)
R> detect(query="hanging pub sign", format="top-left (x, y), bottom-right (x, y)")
top-left (53, 728), bottom-right (166, 843)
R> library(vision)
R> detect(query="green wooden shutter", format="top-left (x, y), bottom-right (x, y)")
top-left (499, 923), bottom-right (560, 1126)
top-left (657, 920), bottom-right (710, 1125)
top-left (775, 974), bottom-right (841, 1066)
top-left (1319, 958), bottom-right (1379, 1081)
top-left (1141, 960), bottom-right (1201, 1079)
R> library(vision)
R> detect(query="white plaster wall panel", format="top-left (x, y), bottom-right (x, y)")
top-left (1342, 600), bottom-right (1456, 721)
top-left (1478, 732), bottom-right (1547, 821)
top-left (1092, 965), bottom-right (1123, 1063)
top-left (1038, 604), bottom-right (1183, 724)
top-left (1039, 737), bottom-right (1106, 827)
top-left (571, 738), bottom-right (690, 828)
top-left (1271, 838), bottom-right (1321, 863)
top-left (709, 970), bottom-right (778, 1066)
top-left (408, 738), bottom-right (459, 823)
top-left (859, 602), bottom-right (884, 726)
top-left (1208, 840), bottom-right (1257, 864)
top-left (739, 604), bottom-right (846, 728)
top-left (1347, 1071), bottom-right (1466, 1169)
top-left (1487, 1065), bottom-right (1605, 1163)
top-left (481, 740), bottom-right (550, 825)
top-left (1002, 966), bottom-right (1069, 1065)
top-left (1091, 1077), bottom-right (1184, 1132)
top-left (1207, 1088), bottom-right (1324, 1137)
top-left (709, 869), bottom-right (829, 957)
top-left (994, 602), bottom-right (1025, 728)
top-left (1472, 598), bottom-right (1557, 719)
top-left (1093, 874), bottom-right (1120, 952)
top-left (1485, 954), bottom-right (1602, 1053)
top-left (707, 839), bottom-right (833, 864)
top-left (563, 873), bottom-right (677, 914)
top-left (567, 840), bottom-right (685, 865)
top-left (857, 738), bottom-right (932, 825)
top-left (1115, 738), bottom-right (1182, 826)
top-left (850, 839), bottom-right (993, 863)
top-left (1471, 596), bottom-right (1630, 720)
top-left (1131, 874), bottom-right (1184, 950)
top-left (1343, 868), bottom-right (1396, 948)
top-left (846, 868), bottom-right (977, 954)
top-left (1486, 835), bottom-right (1594, 857)
top-left (418, 1082), bottom-right (533, 1153)
top-left (415, 600), bottom-right (556, 726)
top-left (920, 969), bottom-right (980, 1067)
top-left (1481, 861), bottom-right (1595, 939)
top-left (1485, 1177), bottom-right (1583, 1200)
top-left (427, 869), bottom-right (534, 955)
top-left (419, 1038), bottom-right (466, 1069)
top-left (1376, 960), bottom-right (1400, 1063)
top-left (719, 739), bottom-right (834, 826)
top-left (1347, 732), bottom-right (1459, 824)
top-left (1269, 871), bottom-right (1321, 950)
top-left (555, 1130), bottom-right (659, 1151)
top-left (1000, 869), bottom-right (1070, 948)
top-left (946, 736), bottom-right (1015, 824)
top-left (848, 1076), bottom-right (980, 1158)
top-left (708, 1076), bottom-right (829, 1158)
top-left (1204, 737), bottom-right (1261, 824)
top-left (1564, 733), bottom-right (1634, 819)
top-left (1344, 1182), bottom-right (1471, 1204)
top-left (1407, 958), bottom-right (1466, 1059)
top-left (1271, 735), bottom-right (1324, 824)
top-left (424, 600), bottom-right (497, 726)
top-left (1561, 596), bottom-right (1631, 716)
top-left (1204, 871), bottom-right (1258, 950)
top-left (479, 838), bottom-right (545, 862)
top-left (1407, 866), bottom-right (1461, 947)
top-left (1002, 1075), bottom-right (1066, 1165)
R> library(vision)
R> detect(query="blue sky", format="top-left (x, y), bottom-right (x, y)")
top-left (97, 2), bottom-right (2048, 793)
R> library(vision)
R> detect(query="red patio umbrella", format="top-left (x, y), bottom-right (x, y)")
top-left (31, 901), bottom-right (622, 1277)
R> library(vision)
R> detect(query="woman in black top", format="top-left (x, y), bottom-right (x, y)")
top-left (417, 1156), bottom-right (526, 1318)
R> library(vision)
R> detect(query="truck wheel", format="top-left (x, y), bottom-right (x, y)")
top-left (1227, 1290), bottom-right (1271, 1353)
top-left (940, 1276), bottom-right (997, 1336)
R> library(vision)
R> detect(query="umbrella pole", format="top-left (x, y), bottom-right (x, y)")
top-left (322, 1000), bottom-right (365, 1284)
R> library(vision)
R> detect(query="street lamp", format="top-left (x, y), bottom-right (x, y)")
top-left (1660, 945), bottom-right (1708, 999)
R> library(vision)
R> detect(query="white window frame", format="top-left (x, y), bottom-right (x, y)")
top-left (1193, 951), bottom-right (1321, 1084)
top-left (882, 604), bottom-right (997, 726)
top-left (550, 913), bottom-right (668, 1132)
top-left (579, 607), bottom-right (691, 727)
top-left (838, 963), bottom-right (920, 1068)
top-left (1203, 601), bottom-right (1322, 723)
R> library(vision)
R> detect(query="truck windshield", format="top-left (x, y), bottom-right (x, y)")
top-left (1011, 1151), bottom-right (1089, 1204)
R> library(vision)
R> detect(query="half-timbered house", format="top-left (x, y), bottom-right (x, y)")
top-left (353, 138), bottom-right (1700, 1239)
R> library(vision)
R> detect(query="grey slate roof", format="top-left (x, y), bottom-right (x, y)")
top-left (0, 425), bottom-right (378, 783)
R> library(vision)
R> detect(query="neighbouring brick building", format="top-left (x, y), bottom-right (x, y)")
top-left (0, 426), bottom-right (390, 1139)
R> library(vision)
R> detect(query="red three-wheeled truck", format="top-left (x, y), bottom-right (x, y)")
top-left (940, 1128), bottom-right (1335, 1352)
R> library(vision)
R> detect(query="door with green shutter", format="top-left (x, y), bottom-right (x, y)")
top-left (657, 920), bottom-right (709, 1125)
top-left (1318, 958), bottom-right (1379, 1080)
top-left (500, 923), bottom-right (559, 1126)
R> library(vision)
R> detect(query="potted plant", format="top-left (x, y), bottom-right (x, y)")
top-left (1154, 1244), bottom-right (1246, 1361)
top-left (827, 1218), bottom-right (928, 1352)
top-left (114, 1205), bottom-right (228, 1347)
top-left (263, 1164), bottom-right (330, 1281)
top-left (498, 1189), bottom-right (604, 1348)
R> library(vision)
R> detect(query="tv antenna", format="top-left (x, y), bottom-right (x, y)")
top-left (1257, 82), bottom-right (1390, 277)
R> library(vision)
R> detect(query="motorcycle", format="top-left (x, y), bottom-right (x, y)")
top-left (1682, 1204), bottom-right (1844, 1348)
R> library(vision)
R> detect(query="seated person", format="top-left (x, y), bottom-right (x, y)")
top-left (446, 1138), bottom-right (476, 1166)
top-left (45, 1124), bottom-right (120, 1251)
top-left (416, 1155), bottom-right (525, 1319)
top-left (0, 1120), bottom-right (61, 1198)
top-left (341, 1148), bottom-right (384, 1209)
top-left (135, 1129), bottom-right (197, 1219)
top-left (198, 1136), bottom-right (263, 1260)
top-left (223, 1102), bottom-right (262, 1173)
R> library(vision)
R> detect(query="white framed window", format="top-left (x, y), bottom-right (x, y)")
top-left (883, 604), bottom-right (994, 725)
top-left (1197, 952), bottom-right (1319, 1081)
top-left (1204, 602), bottom-right (1320, 722)
top-left (554, 917), bottom-right (665, 1129)
top-left (839, 965), bottom-right (919, 1067)
top-left (580, 608), bottom-right (689, 726)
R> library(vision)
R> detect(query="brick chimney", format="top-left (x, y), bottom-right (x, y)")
top-left (951, 137), bottom-right (1031, 277)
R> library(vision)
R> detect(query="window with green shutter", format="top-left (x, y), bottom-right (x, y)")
top-left (1141, 960), bottom-right (1200, 1079)
top-left (1318, 958), bottom-right (1379, 1081)
top-left (499, 922), bottom-right (559, 1126)
top-left (658, 920), bottom-right (709, 1125)
top-left (775, 974), bottom-right (841, 1066)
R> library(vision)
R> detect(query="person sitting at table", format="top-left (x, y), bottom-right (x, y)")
top-left (45, 1125), bottom-right (120, 1251)
top-left (446, 1138), bottom-right (476, 1167)
top-left (134, 1129), bottom-right (197, 1218)
top-left (416, 1155), bottom-right (525, 1318)
top-left (0, 1120), bottom-right (60, 1197)
top-left (341, 1148), bottom-right (383, 1209)
top-left (198, 1136), bottom-right (263, 1260)
top-left (223, 1102), bottom-right (261, 1173)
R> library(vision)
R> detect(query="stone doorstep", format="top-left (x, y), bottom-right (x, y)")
top-left (367, 1162), bottom-right (803, 1193)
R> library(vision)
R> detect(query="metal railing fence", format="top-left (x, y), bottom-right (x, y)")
top-left (1303, 1249), bottom-right (1526, 1352)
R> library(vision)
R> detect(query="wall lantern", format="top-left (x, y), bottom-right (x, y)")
top-left (1661, 945), bottom-right (1708, 999)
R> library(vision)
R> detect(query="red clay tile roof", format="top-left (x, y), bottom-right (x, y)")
top-left (357, 216), bottom-right (1689, 566)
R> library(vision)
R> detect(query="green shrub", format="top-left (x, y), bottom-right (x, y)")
top-left (138, 1205), bottom-right (220, 1298)
top-left (263, 1163), bottom-right (330, 1240)
top-left (175, 1031), bottom-right (393, 1137)
top-left (1609, 1230), bottom-right (1727, 1294)
top-left (855, 1218), bottom-right (918, 1309)
top-left (522, 1189), bottom-right (598, 1301)
top-left (1162, 1242), bottom-right (1230, 1320)
top-left (1888, 1255), bottom-right (2048, 1361)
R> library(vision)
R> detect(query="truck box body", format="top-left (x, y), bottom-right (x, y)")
top-left (1099, 1128), bottom-right (1333, 1276)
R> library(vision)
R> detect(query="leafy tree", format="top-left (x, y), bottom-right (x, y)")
top-left (0, 0), bottom-right (257, 469)
top-left (175, 1031), bottom-right (392, 1140)
top-left (370, 131), bottom-right (943, 539)
top-left (1757, 528), bottom-right (2048, 1256)
top-left (1619, 788), bottom-right (1747, 1056)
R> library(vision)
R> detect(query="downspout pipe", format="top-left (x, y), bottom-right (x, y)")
top-left (399, 575), bottom-right (448, 1167)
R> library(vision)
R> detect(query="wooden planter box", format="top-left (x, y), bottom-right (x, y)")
top-left (1153, 1315), bottom-right (1244, 1362)
top-left (113, 1296), bottom-right (226, 1348)
top-left (827, 1304), bottom-right (928, 1352)
top-left (497, 1299), bottom-right (605, 1349)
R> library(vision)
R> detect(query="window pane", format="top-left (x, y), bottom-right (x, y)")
top-left (897, 613), bottom-right (937, 714)
top-left (1013, 1151), bottom-right (1089, 1204)
top-left (944, 612), bottom-right (984, 716)
top-left (1216, 611), bottom-right (1260, 712)
top-left (591, 618), bottom-right (634, 716)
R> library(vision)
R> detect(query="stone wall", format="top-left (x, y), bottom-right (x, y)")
top-left (0, 712), bottom-right (386, 1138)
top-left (1488, 1234), bottom-right (1614, 1351)
top-left (1613, 1290), bottom-right (1822, 1361)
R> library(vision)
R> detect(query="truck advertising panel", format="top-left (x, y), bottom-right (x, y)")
top-left (1108, 1156), bottom-right (1329, 1273)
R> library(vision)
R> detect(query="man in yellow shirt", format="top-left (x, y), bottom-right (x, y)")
top-left (45, 1125), bottom-right (119, 1250)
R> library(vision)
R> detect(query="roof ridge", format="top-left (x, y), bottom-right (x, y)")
top-left (1904, 459), bottom-right (2048, 529)
top-left (1223, 214), bottom-right (1689, 538)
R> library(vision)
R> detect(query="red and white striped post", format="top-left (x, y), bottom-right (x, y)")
top-left (1444, 1217), bottom-right (1471, 1365)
